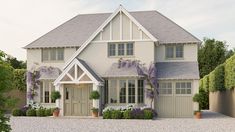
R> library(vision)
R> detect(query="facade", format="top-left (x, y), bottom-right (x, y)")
top-left (24, 5), bottom-right (200, 117)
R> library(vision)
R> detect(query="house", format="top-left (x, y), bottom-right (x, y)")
top-left (24, 5), bottom-right (200, 118)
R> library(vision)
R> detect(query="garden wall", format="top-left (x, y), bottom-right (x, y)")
top-left (209, 89), bottom-right (235, 117)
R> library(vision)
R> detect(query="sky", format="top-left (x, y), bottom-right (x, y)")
top-left (0, 0), bottom-right (234, 61)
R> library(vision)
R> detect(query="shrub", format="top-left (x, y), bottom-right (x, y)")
top-left (131, 108), bottom-right (144, 119)
top-left (51, 91), bottom-right (61, 101)
top-left (13, 69), bottom-right (26, 91)
top-left (36, 108), bottom-right (45, 117)
top-left (89, 91), bottom-right (100, 100)
top-left (199, 88), bottom-right (209, 110)
top-left (111, 110), bottom-right (122, 119)
top-left (20, 106), bottom-right (30, 116)
top-left (199, 79), bottom-right (203, 89)
top-left (209, 64), bottom-right (225, 92)
top-left (123, 110), bottom-right (132, 119)
top-left (26, 109), bottom-right (36, 116)
top-left (103, 110), bottom-right (112, 119)
top-left (202, 75), bottom-right (209, 92)
top-left (12, 109), bottom-right (22, 116)
top-left (224, 55), bottom-right (235, 89)
top-left (44, 108), bottom-right (53, 116)
top-left (143, 109), bottom-right (153, 119)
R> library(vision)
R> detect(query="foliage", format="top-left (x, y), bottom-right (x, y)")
top-left (89, 90), bottom-right (100, 100)
top-left (44, 108), bottom-right (53, 116)
top-left (26, 109), bottom-right (36, 116)
top-left (12, 109), bottom-right (22, 116)
top-left (193, 93), bottom-right (201, 103)
top-left (143, 109), bottom-right (154, 119)
top-left (91, 107), bottom-right (98, 112)
top-left (198, 38), bottom-right (229, 78)
top-left (131, 108), bottom-right (144, 119)
top-left (0, 111), bottom-right (11, 132)
top-left (36, 108), bottom-right (45, 117)
top-left (111, 110), bottom-right (123, 119)
top-left (202, 75), bottom-right (209, 92)
top-left (103, 110), bottom-right (112, 119)
top-left (51, 91), bottom-right (61, 101)
top-left (123, 110), bottom-right (132, 119)
top-left (209, 64), bottom-right (225, 92)
top-left (224, 55), bottom-right (235, 89)
top-left (198, 88), bottom-right (209, 110)
top-left (5, 56), bottom-right (26, 69)
top-left (13, 69), bottom-right (27, 91)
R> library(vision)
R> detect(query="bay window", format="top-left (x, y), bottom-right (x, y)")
top-left (40, 80), bottom-right (55, 103)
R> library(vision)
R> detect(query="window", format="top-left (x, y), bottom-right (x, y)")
top-left (158, 82), bottom-right (172, 95)
top-left (176, 82), bottom-right (191, 94)
top-left (108, 42), bottom-right (134, 57)
top-left (108, 44), bottom-right (116, 56)
top-left (138, 80), bottom-right (144, 103)
top-left (128, 80), bottom-right (135, 103)
top-left (126, 43), bottom-right (133, 55)
top-left (42, 48), bottom-right (64, 62)
top-left (165, 45), bottom-right (184, 59)
top-left (104, 80), bottom-right (109, 104)
top-left (119, 80), bottom-right (126, 103)
top-left (109, 80), bottom-right (117, 103)
top-left (40, 80), bottom-right (56, 103)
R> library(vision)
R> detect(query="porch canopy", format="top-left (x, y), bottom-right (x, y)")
top-left (54, 58), bottom-right (103, 85)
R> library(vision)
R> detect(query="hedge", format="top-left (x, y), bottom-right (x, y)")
top-left (225, 55), bottom-right (235, 89)
top-left (13, 69), bottom-right (26, 91)
top-left (209, 64), bottom-right (225, 92)
top-left (202, 75), bottom-right (209, 92)
top-left (199, 79), bottom-right (203, 90)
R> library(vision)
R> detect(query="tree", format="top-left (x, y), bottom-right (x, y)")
top-left (198, 38), bottom-right (229, 78)
top-left (0, 51), bottom-right (13, 132)
top-left (6, 56), bottom-right (26, 69)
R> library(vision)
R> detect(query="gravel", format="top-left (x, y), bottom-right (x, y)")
top-left (10, 111), bottom-right (235, 132)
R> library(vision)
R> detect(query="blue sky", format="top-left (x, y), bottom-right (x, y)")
top-left (0, 0), bottom-right (234, 60)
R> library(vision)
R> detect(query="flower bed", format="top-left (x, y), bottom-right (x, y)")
top-left (102, 105), bottom-right (155, 119)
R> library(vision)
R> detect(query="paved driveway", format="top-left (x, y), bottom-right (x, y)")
top-left (10, 111), bottom-right (235, 132)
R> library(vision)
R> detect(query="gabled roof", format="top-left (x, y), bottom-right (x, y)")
top-left (156, 62), bottom-right (200, 80)
top-left (24, 8), bottom-right (200, 49)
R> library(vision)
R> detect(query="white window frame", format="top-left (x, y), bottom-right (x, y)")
top-left (158, 82), bottom-right (173, 96)
top-left (175, 81), bottom-right (192, 95)
top-left (108, 79), bottom-right (144, 104)
top-left (40, 80), bottom-right (55, 104)
top-left (165, 45), bottom-right (184, 59)
top-left (42, 48), bottom-right (64, 62)
top-left (108, 42), bottom-right (134, 57)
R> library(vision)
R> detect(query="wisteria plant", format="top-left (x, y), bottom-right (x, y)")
top-left (118, 58), bottom-right (157, 108)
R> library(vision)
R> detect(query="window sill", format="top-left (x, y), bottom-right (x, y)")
top-left (108, 55), bottom-right (135, 58)
top-left (165, 57), bottom-right (184, 60)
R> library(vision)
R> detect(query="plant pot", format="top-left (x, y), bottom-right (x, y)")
top-left (194, 111), bottom-right (201, 119)
top-left (53, 109), bottom-right (60, 117)
top-left (92, 111), bottom-right (98, 117)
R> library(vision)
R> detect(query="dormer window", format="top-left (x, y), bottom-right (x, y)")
top-left (108, 42), bottom-right (134, 57)
top-left (165, 45), bottom-right (183, 59)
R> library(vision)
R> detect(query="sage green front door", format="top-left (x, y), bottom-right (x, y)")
top-left (64, 84), bottom-right (92, 116)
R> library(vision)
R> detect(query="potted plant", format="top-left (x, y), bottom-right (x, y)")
top-left (89, 90), bottom-right (100, 117)
top-left (51, 91), bottom-right (61, 117)
top-left (193, 93), bottom-right (202, 119)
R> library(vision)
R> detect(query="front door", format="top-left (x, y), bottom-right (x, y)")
top-left (64, 84), bottom-right (92, 116)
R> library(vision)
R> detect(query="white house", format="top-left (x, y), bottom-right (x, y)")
top-left (24, 5), bottom-right (200, 118)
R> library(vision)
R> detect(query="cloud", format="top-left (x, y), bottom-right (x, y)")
top-left (0, 0), bottom-right (234, 60)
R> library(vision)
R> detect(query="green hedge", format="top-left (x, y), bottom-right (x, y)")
top-left (13, 69), bottom-right (26, 91)
top-left (202, 75), bottom-right (209, 92)
top-left (199, 79), bottom-right (203, 89)
top-left (209, 64), bottom-right (225, 92)
top-left (225, 55), bottom-right (235, 89)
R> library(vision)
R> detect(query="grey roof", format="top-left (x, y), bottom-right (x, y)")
top-left (76, 58), bottom-right (103, 82)
top-left (24, 11), bottom-right (201, 49)
top-left (156, 62), bottom-right (200, 80)
top-left (103, 63), bottom-right (142, 77)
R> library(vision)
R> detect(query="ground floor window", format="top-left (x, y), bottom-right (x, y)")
top-left (40, 80), bottom-right (55, 103)
top-left (157, 81), bottom-right (192, 95)
top-left (107, 79), bottom-right (144, 104)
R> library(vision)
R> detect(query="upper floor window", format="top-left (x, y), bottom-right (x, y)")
top-left (108, 42), bottom-right (134, 57)
top-left (42, 48), bottom-right (64, 62)
top-left (165, 45), bottom-right (183, 59)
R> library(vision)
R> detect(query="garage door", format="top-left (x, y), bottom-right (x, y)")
top-left (64, 84), bottom-right (92, 116)
top-left (155, 81), bottom-right (193, 118)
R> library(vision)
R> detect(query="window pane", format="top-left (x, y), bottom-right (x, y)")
top-left (118, 44), bottom-right (125, 56)
top-left (176, 45), bottom-right (183, 58)
top-left (50, 49), bottom-right (56, 61)
top-left (57, 48), bottom-right (64, 61)
top-left (110, 80), bottom-right (117, 103)
top-left (44, 81), bottom-right (49, 103)
top-left (126, 43), bottom-right (133, 55)
top-left (42, 49), bottom-right (49, 61)
top-left (104, 80), bottom-right (109, 104)
top-left (176, 83), bottom-right (180, 89)
top-left (40, 82), bottom-right (43, 103)
top-left (138, 80), bottom-right (144, 103)
top-left (166, 46), bottom-right (174, 58)
top-left (128, 80), bottom-right (135, 103)
top-left (176, 89), bottom-right (180, 94)
top-left (119, 80), bottom-right (126, 103)
top-left (181, 83), bottom-right (186, 88)
top-left (187, 82), bottom-right (191, 88)
top-left (187, 89), bottom-right (191, 94)
top-left (51, 84), bottom-right (55, 103)
top-left (108, 44), bottom-right (116, 56)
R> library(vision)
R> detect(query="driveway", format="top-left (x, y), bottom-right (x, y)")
top-left (10, 110), bottom-right (235, 132)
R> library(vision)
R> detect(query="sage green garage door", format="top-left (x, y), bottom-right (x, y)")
top-left (64, 84), bottom-right (92, 116)
top-left (155, 81), bottom-right (193, 118)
